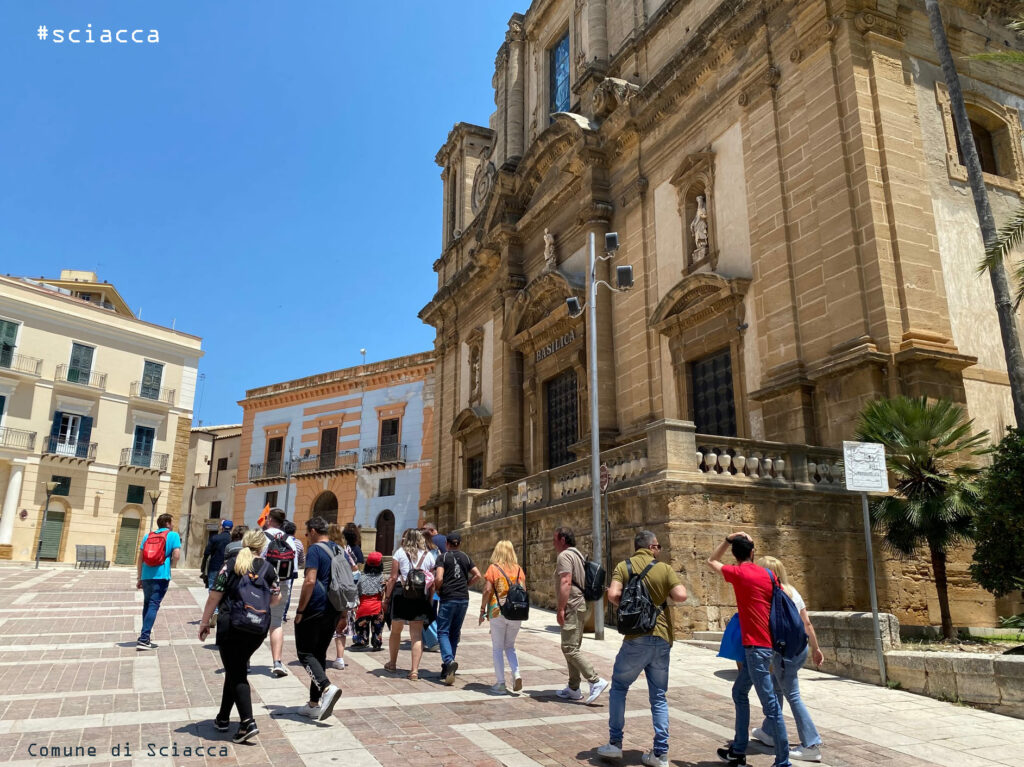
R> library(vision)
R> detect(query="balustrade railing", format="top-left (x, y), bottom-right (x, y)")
top-left (294, 450), bottom-right (358, 475)
top-left (56, 364), bottom-right (107, 390)
top-left (120, 448), bottom-right (168, 471)
top-left (43, 435), bottom-right (97, 461)
top-left (249, 461), bottom-right (285, 481)
top-left (695, 435), bottom-right (845, 488)
top-left (0, 353), bottom-right (42, 376)
top-left (363, 444), bottom-right (407, 465)
top-left (130, 381), bottom-right (176, 405)
top-left (0, 427), bottom-right (36, 451)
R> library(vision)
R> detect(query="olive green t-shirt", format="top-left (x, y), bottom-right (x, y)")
top-left (611, 549), bottom-right (681, 644)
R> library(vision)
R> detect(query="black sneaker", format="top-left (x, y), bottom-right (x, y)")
top-left (214, 717), bottom-right (229, 732)
top-left (444, 660), bottom-right (458, 686)
top-left (233, 719), bottom-right (259, 743)
top-left (136, 640), bottom-right (158, 651)
top-left (717, 746), bottom-right (746, 766)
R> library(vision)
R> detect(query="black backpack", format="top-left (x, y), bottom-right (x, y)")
top-left (264, 534), bottom-right (296, 580)
top-left (228, 560), bottom-right (273, 636)
top-left (570, 549), bottom-right (606, 602)
top-left (494, 564), bottom-right (529, 621)
top-left (616, 559), bottom-right (664, 635)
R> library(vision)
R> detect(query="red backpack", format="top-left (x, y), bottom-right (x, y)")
top-left (142, 530), bottom-right (169, 566)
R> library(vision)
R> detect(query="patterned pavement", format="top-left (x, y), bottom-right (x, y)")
top-left (0, 563), bottom-right (1020, 767)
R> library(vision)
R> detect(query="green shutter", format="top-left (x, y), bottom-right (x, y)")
top-left (115, 517), bottom-right (141, 565)
top-left (37, 510), bottom-right (65, 560)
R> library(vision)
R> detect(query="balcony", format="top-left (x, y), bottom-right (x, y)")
top-left (119, 448), bottom-right (169, 472)
top-left (0, 427), bottom-right (36, 452)
top-left (249, 461), bottom-right (286, 482)
top-left (293, 450), bottom-right (359, 476)
top-left (362, 443), bottom-right (407, 469)
top-left (129, 381), bottom-right (176, 406)
top-left (54, 364), bottom-right (107, 391)
top-left (42, 435), bottom-right (97, 462)
top-left (0, 353), bottom-right (43, 380)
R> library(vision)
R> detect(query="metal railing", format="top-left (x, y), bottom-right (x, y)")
top-left (0, 353), bottom-right (43, 376)
top-left (0, 427), bottom-right (36, 451)
top-left (249, 461), bottom-right (285, 481)
top-left (55, 364), bottom-right (107, 390)
top-left (362, 443), bottom-right (408, 466)
top-left (294, 450), bottom-right (359, 475)
top-left (129, 381), bottom-right (176, 405)
top-left (43, 435), bottom-right (97, 461)
top-left (119, 447), bottom-right (169, 472)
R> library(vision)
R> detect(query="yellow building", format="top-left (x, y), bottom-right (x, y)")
top-left (0, 271), bottom-right (203, 565)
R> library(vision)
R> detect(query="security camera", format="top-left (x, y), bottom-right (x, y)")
top-left (566, 297), bottom-right (583, 317)
top-left (605, 232), bottom-right (620, 253)
top-left (616, 265), bottom-right (634, 290)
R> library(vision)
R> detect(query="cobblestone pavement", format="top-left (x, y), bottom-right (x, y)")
top-left (0, 564), bottom-right (1020, 767)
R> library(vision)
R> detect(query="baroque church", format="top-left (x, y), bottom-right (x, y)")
top-left (419, 0), bottom-right (1024, 633)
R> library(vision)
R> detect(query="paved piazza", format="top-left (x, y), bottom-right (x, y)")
top-left (0, 564), bottom-right (1020, 767)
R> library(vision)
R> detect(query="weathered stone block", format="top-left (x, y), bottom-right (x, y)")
top-left (922, 653), bottom-right (959, 700)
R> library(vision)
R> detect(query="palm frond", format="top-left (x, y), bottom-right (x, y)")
top-left (979, 205), bottom-right (1024, 283)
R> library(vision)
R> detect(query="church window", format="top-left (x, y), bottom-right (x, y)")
top-left (549, 33), bottom-right (570, 116)
top-left (545, 368), bottom-right (578, 468)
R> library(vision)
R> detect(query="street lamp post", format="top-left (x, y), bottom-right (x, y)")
top-left (35, 480), bottom-right (60, 569)
top-left (148, 489), bottom-right (162, 532)
top-left (568, 231), bottom-right (634, 640)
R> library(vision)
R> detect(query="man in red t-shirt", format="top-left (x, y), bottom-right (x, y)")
top-left (708, 532), bottom-right (791, 767)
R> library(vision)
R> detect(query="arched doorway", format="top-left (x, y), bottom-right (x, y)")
top-left (374, 510), bottom-right (395, 555)
top-left (114, 508), bottom-right (143, 565)
top-left (311, 491), bottom-right (338, 524)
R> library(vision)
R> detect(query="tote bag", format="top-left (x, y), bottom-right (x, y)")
top-left (717, 612), bottom-right (745, 663)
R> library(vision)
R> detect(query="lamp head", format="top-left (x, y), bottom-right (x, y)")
top-left (566, 297), bottom-right (583, 317)
top-left (45, 481), bottom-right (59, 493)
top-left (605, 232), bottom-right (620, 253)
top-left (149, 489), bottom-right (162, 503)
top-left (616, 265), bottom-right (634, 290)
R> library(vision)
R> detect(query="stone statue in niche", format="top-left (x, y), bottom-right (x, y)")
top-left (543, 228), bottom-right (557, 270)
top-left (469, 345), bottom-right (482, 403)
top-left (690, 194), bottom-right (709, 263)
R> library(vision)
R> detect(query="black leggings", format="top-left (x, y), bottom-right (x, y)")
top-left (295, 610), bottom-right (339, 703)
top-left (216, 629), bottom-right (265, 723)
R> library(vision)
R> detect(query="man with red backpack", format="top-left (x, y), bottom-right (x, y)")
top-left (136, 513), bottom-right (182, 651)
top-left (261, 508), bottom-right (298, 678)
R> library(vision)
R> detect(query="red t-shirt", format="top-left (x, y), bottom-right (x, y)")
top-left (722, 562), bottom-right (772, 648)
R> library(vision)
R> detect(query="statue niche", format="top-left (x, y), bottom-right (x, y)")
top-left (672, 151), bottom-right (717, 273)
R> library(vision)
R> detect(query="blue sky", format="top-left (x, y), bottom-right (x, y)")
top-left (1, 1), bottom-right (522, 425)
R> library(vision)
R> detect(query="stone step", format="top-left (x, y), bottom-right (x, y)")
top-left (692, 631), bottom-right (725, 642)
top-left (681, 639), bottom-right (722, 652)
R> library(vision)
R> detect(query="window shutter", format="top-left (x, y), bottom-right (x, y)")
top-left (50, 412), bottom-right (64, 439)
top-left (0, 394), bottom-right (6, 418)
top-left (76, 416), bottom-right (93, 459)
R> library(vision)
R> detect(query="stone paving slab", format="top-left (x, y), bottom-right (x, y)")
top-left (0, 563), bottom-right (1018, 766)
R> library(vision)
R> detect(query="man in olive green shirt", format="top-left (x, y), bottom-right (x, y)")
top-left (596, 530), bottom-right (687, 767)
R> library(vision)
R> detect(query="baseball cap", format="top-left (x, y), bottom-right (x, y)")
top-left (221, 520), bottom-right (233, 529)
top-left (446, 532), bottom-right (461, 546)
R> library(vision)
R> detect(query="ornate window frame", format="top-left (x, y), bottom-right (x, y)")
top-left (671, 150), bottom-right (717, 273)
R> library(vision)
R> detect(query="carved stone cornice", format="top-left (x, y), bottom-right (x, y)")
top-left (737, 65), bottom-right (780, 108)
top-left (619, 176), bottom-right (648, 208)
top-left (853, 10), bottom-right (907, 44)
top-left (506, 14), bottom-right (526, 42)
top-left (591, 77), bottom-right (640, 120)
top-left (651, 274), bottom-right (750, 337)
top-left (577, 200), bottom-right (615, 226)
top-left (789, 17), bottom-right (839, 63)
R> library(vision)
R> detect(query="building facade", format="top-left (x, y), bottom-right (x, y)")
top-left (181, 424), bottom-right (241, 568)
top-left (0, 271), bottom-right (202, 565)
top-left (233, 353), bottom-right (434, 554)
top-left (420, 0), bottom-right (1024, 630)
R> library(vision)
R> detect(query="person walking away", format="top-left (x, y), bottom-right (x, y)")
top-left (225, 526), bottom-right (245, 557)
top-left (343, 522), bottom-right (365, 568)
top-left (596, 531), bottom-right (688, 767)
top-left (422, 522), bottom-right (448, 553)
top-left (553, 526), bottom-right (608, 703)
top-left (282, 520), bottom-right (304, 622)
top-left (136, 513), bottom-right (182, 651)
top-left (327, 523), bottom-right (360, 669)
top-left (293, 516), bottom-right (343, 721)
top-left (383, 528), bottom-right (433, 679)
top-left (707, 532), bottom-right (791, 767)
top-left (750, 556), bottom-right (824, 763)
top-left (198, 528), bottom-right (280, 743)
top-left (262, 508), bottom-right (297, 678)
top-left (478, 539), bottom-right (526, 694)
top-left (353, 551), bottom-right (387, 649)
top-left (201, 520), bottom-right (233, 589)
top-left (435, 532), bottom-right (480, 684)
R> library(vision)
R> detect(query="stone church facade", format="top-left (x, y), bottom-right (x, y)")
top-left (419, 0), bottom-right (1024, 631)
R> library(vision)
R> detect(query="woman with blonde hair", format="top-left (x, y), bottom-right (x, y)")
top-left (199, 528), bottom-right (281, 744)
top-left (751, 555), bottom-right (824, 763)
top-left (383, 527), bottom-right (433, 678)
top-left (478, 540), bottom-right (526, 694)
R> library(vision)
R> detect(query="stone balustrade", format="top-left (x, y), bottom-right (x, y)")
top-left (694, 434), bottom-right (846, 489)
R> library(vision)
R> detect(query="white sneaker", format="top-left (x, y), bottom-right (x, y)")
top-left (790, 745), bottom-right (822, 762)
top-left (641, 752), bottom-right (668, 767)
top-left (331, 659), bottom-right (346, 670)
top-left (751, 727), bottom-right (775, 747)
top-left (513, 673), bottom-right (523, 692)
top-left (596, 743), bottom-right (623, 760)
top-left (297, 703), bottom-right (321, 718)
top-left (271, 661), bottom-right (288, 678)
top-left (490, 682), bottom-right (509, 694)
top-left (586, 677), bottom-right (609, 704)
top-left (318, 684), bottom-right (342, 721)
top-left (556, 685), bottom-right (584, 700)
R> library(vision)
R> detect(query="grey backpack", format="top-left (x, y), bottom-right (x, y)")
top-left (316, 542), bottom-right (357, 611)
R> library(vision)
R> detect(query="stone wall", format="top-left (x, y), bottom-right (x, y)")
top-left (886, 651), bottom-right (1024, 719)
top-left (809, 610), bottom-right (901, 684)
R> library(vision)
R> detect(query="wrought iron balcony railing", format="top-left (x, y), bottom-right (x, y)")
top-left (249, 461), bottom-right (286, 481)
top-left (0, 427), bottom-right (36, 452)
top-left (43, 435), bottom-right (97, 461)
top-left (362, 443), bottom-right (407, 466)
top-left (0, 352), bottom-right (43, 376)
top-left (293, 450), bottom-right (359, 475)
top-left (120, 447), bottom-right (169, 472)
top-left (55, 364), bottom-right (107, 390)
top-left (129, 381), bottom-right (176, 405)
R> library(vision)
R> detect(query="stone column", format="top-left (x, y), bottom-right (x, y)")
top-left (506, 16), bottom-right (527, 160)
top-left (0, 463), bottom-right (24, 550)
top-left (586, 0), bottom-right (609, 64)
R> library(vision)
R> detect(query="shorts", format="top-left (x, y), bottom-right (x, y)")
top-left (270, 579), bottom-right (292, 629)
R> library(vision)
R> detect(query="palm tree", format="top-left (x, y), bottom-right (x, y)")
top-left (924, 0), bottom-right (1024, 426)
top-left (855, 396), bottom-right (988, 640)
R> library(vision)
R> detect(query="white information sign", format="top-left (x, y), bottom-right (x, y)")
top-left (842, 441), bottom-right (889, 493)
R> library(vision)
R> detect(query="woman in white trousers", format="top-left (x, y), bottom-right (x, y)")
top-left (478, 540), bottom-right (526, 694)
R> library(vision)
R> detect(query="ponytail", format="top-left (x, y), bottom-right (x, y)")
top-left (234, 529), bottom-right (268, 575)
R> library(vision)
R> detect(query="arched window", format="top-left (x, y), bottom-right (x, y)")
top-left (311, 491), bottom-right (338, 524)
top-left (374, 510), bottom-right (395, 555)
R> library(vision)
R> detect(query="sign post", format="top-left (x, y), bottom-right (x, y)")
top-left (843, 441), bottom-right (889, 686)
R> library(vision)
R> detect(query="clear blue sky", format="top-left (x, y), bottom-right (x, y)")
top-left (2, 1), bottom-right (522, 425)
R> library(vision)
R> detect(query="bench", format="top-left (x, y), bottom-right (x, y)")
top-left (75, 545), bottom-right (110, 569)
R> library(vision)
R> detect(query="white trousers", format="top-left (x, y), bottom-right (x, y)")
top-left (489, 614), bottom-right (522, 684)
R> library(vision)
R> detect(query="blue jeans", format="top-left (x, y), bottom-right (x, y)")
top-left (733, 646), bottom-right (790, 766)
top-left (436, 599), bottom-right (469, 665)
top-left (139, 579), bottom-right (169, 643)
top-left (761, 647), bottom-right (821, 748)
top-left (207, 573), bottom-right (217, 589)
top-left (608, 635), bottom-right (671, 757)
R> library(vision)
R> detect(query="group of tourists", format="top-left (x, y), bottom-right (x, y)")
top-left (137, 512), bottom-right (823, 766)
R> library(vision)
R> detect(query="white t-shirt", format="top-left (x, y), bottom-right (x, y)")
top-left (787, 585), bottom-right (806, 613)
top-left (393, 547), bottom-right (432, 580)
top-left (260, 527), bottom-right (297, 557)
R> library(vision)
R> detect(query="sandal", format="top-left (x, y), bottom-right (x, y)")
top-left (383, 661), bottom-right (397, 673)
top-left (407, 671), bottom-right (419, 681)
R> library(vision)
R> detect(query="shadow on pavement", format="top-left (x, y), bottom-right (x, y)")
top-left (264, 704), bottom-right (331, 726)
